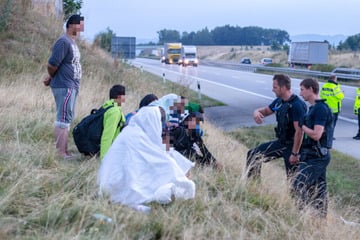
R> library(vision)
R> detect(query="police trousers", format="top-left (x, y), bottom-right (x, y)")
top-left (246, 140), bottom-right (296, 179)
top-left (292, 151), bottom-right (331, 218)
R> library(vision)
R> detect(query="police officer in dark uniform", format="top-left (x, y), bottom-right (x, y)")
top-left (246, 74), bottom-right (307, 180)
top-left (292, 78), bottom-right (333, 218)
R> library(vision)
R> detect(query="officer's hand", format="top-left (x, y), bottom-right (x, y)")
top-left (253, 110), bottom-right (264, 124)
top-left (289, 154), bottom-right (299, 165)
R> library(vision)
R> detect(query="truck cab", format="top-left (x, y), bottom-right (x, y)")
top-left (164, 43), bottom-right (182, 64)
top-left (178, 45), bottom-right (199, 67)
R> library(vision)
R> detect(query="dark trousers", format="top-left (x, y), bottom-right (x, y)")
top-left (292, 152), bottom-right (331, 217)
top-left (333, 113), bottom-right (339, 129)
top-left (246, 140), bottom-right (297, 179)
top-left (357, 109), bottom-right (360, 131)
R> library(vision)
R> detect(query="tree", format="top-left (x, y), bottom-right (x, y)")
top-left (337, 33), bottom-right (360, 51)
top-left (157, 29), bottom-right (180, 44)
top-left (193, 27), bottom-right (214, 45)
top-left (63, 0), bottom-right (83, 21)
top-left (93, 27), bottom-right (115, 52)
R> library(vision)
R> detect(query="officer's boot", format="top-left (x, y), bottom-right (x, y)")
top-left (353, 130), bottom-right (360, 140)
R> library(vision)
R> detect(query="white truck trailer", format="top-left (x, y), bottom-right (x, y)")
top-left (178, 45), bottom-right (198, 67)
top-left (288, 41), bottom-right (329, 67)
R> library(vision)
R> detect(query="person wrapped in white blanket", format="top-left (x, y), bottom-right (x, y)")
top-left (97, 105), bottom-right (195, 212)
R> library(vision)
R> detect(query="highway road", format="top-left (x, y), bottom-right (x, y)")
top-left (130, 58), bottom-right (360, 159)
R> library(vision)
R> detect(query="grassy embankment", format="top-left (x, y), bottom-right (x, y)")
top-left (0, 2), bottom-right (359, 239)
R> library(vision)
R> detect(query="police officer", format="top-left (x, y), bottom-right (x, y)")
top-left (246, 74), bottom-right (307, 180)
top-left (293, 78), bottom-right (334, 218)
top-left (320, 75), bottom-right (344, 139)
top-left (353, 87), bottom-right (360, 140)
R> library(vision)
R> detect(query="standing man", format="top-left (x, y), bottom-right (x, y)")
top-left (353, 87), bottom-right (360, 140)
top-left (100, 84), bottom-right (126, 159)
top-left (43, 14), bottom-right (83, 158)
top-left (320, 75), bottom-right (344, 139)
top-left (293, 78), bottom-right (333, 218)
top-left (246, 74), bottom-right (307, 180)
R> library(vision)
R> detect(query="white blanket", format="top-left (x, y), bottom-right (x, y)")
top-left (98, 106), bottom-right (195, 210)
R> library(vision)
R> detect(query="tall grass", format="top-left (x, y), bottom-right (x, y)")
top-left (0, 2), bottom-right (359, 239)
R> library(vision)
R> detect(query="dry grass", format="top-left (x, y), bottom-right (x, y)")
top-left (0, 2), bottom-right (359, 239)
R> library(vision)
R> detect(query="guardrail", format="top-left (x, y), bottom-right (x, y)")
top-left (200, 60), bottom-right (360, 81)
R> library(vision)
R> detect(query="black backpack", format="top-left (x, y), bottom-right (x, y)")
top-left (73, 105), bottom-right (113, 156)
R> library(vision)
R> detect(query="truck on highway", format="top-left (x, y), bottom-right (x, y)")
top-left (178, 45), bottom-right (199, 67)
top-left (163, 43), bottom-right (182, 64)
top-left (288, 41), bottom-right (329, 68)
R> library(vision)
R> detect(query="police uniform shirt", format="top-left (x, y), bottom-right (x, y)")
top-left (305, 99), bottom-right (333, 149)
top-left (268, 95), bottom-right (307, 123)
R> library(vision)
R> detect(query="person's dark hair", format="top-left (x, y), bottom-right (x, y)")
top-left (273, 74), bottom-right (291, 90)
top-left (66, 14), bottom-right (81, 29)
top-left (181, 112), bottom-right (204, 127)
top-left (139, 94), bottom-right (158, 108)
top-left (300, 78), bottom-right (319, 94)
top-left (109, 84), bottom-right (125, 99)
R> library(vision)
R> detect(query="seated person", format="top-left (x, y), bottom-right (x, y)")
top-left (186, 102), bottom-right (204, 115)
top-left (170, 111), bottom-right (221, 169)
top-left (100, 84), bottom-right (126, 159)
top-left (149, 94), bottom-right (188, 129)
top-left (125, 93), bottom-right (158, 124)
top-left (98, 106), bottom-right (195, 212)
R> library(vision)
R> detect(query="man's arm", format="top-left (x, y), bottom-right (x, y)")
top-left (289, 121), bottom-right (303, 165)
top-left (47, 64), bottom-right (58, 78)
top-left (100, 109), bottom-right (121, 159)
top-left (43, 64), bottom-right (58, 86)
top-left (302, 124), bottom-right (324, 141)
top-left (253, 106), bottom-right (273, 124)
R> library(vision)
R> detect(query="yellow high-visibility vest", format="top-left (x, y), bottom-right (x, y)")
top-left (354, 88), bottom-right (360, 115)
top-left (320, 81), bottom-right (344, 113)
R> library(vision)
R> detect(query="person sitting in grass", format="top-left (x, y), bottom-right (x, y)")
top-left (170, 111), bottom-right (222, 170)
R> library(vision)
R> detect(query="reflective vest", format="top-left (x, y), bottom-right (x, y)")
top-left (354, 88), bottom-right (360, 115)
top-left (320, 81), bottom-right (344, 113)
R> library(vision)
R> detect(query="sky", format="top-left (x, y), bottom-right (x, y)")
top-left (81, 0), bottom-right (360, 43)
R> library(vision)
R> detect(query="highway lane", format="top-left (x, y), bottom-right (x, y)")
top-left (130, 58), bottom-right (360, 160)
top-left (131, 58), bottom-right (357, 123)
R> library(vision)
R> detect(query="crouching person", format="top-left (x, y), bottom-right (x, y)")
top-left (171, 112), bottom-right (222, 170)
top-left (292, 78), bottom-right (334, 218)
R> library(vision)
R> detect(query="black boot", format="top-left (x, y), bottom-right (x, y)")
top-left (353, 132), bottom-right (360, 140)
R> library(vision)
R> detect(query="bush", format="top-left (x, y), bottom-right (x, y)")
top-left (311, 64), bottom-right (336, 72)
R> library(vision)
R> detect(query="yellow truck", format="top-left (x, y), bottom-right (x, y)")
top-left (163, 43), bottom-right (182, 64)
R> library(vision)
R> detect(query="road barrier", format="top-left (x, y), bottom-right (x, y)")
top-left (200, 60), bottom-right (360, 81)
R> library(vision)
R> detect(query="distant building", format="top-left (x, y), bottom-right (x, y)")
top-left (111, 36), bottom-right (136, 59)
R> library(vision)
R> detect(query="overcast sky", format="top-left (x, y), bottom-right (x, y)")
top-left (81, 0), bottom-right (359, 42)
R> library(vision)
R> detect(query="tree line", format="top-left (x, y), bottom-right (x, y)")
top-left (156, 25), bottom-right (290, 47)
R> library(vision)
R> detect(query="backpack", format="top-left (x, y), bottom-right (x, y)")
top-left (73, 105), bottom-right (113, 156)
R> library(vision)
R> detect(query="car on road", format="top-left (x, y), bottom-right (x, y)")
top-left (260, 58), bottom-right (273, 65)
top-left (240, 58), bottom-right (251, 64)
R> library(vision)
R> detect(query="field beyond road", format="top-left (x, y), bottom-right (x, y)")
top-left (197, 45), bottom-right (360, 69)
